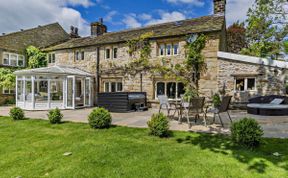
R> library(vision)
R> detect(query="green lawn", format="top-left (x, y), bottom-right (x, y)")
top-left (0, 116), bottom-right (287, 178)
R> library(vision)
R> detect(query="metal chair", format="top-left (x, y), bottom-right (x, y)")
top-left (209, 96), bottom-right (232, 127)
top-left (158, 95), bottom-right (179, 118)
top-left (182, 97), bottom-right (206, 128)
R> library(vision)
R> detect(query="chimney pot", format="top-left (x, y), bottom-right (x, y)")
top-left (91, 18), bottom-right (107, 36)
top-left (213, 0), bottom-right (226, 15)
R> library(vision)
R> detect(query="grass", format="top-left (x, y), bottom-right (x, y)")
top-left (0, 116), bottom-right (287, 178)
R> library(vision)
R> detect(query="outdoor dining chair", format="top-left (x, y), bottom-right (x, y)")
top-left (208, 96), bottom-right (232, 127)
top-left (181, 97), bottom-right (206, 128)
top-left (158, 95), bottom-right (179, 118)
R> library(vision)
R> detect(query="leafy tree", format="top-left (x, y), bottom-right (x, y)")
top-left (227, 21), bottom-right (247, 53)
top-left (284, 41), bottom-right (288, 54)
top-left (26, 45), bottom-right (47, 68)
top-left (241, 0), bottom-right (288, 59)
top-left (0, 68), bottom-right (16, 89)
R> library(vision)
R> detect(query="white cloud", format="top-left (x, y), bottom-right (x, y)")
top-left (166, 0), bottom-right (204, 6)
top-left (104, 11), bottom-right (118, 22)
top-left (139, 13), bottom-right (152, 21)
top-left (122, 14), bottom-right (142, 28)
top-left (146, 11), bottom-right (186, 25)
top-left (0, 0), bottom-right (93, 36)
top-left (226, 0), bottom-right (254, 25)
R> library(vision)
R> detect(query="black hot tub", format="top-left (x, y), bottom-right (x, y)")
top-left (97, 92), bottom-right (147, 112)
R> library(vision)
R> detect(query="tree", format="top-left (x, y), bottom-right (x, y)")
top-left (284, 41), bottom-right (288, 54)
top-left (0, 68), bottom-right (16, 89)
top-left (26, 45), bottom-right (47, 68)
top-left (227, 21), bottom-right (247, 53)
top-left (241, 0), bottom-right (288, 59)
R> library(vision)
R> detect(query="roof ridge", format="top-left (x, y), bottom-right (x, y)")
top-left (103, 14), bottom-right (222, 36)
top-left (0, 22), bottom-right (62, 37)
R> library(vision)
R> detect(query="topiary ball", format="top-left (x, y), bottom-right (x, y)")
top-left (88, 108), bottom-right (112, 129)
top-left (147, 112), bottom-right (170, 137)
top-left (9, 107), bottom-right (25, 120)
top-left (47, 108), bottom-right (63, 124)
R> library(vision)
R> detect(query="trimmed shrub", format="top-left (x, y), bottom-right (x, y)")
top-left (9, 107), bottom-right (25, 120)
top-left (147, 112), bottom-right (170, 137)
top-left (47, 108), bottom-right (63, 124)
top-left (88, 108), bottom-right (112, 129)
top-left (231, 117), bottom-right (263, 148)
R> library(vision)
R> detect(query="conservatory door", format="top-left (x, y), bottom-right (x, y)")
top-left (84, 78), bottom-right (91, 106)
top-left (66, 76), bottom-right (75, 109)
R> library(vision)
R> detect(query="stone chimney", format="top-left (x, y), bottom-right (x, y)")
top-left (70, 26), bottom-right (80, 38)
top-left (91, 18), bottom-right (107, 36)
top-left (214, 0), bottom-right (226, 15)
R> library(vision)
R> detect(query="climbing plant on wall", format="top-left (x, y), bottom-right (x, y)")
top-left (26, 45), bottom-right (47, 69)
top-left (0, 68), bottom-right (16, 89)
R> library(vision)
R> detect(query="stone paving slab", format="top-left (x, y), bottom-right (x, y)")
top-left (1, 106), bottom-right (288, 138)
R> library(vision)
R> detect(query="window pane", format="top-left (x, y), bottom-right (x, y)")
top-left (50, 81), bottom-right (63, 102)
top-left (77, 52), bottom-right (81, 61)
top-left (17, 80), bottom-right (23, 101)
top-left (173, 44), bottom-right (179, 55)
top-left (166, 82), bottom-right (176, 99)
top-left (25, 81), bottom-right (32, 102)
top-left (235, 78), bottom-right (245, 91)
top-left (247, 78), bottom-right (256, 90)
top-left (111, 82), bottom-right (116, 92)
top-left (81, 52), bottom-right (84, 60)
top-left (166, 44), bottom-right (171, 55)
top-left (106, 49), bottom-right (110, 59)
top-left (34, 81), bottom-right (48, 102)
top-left (113, 48), bottom-right (117, 59)
top-left (52, 54), bottom-right (56, 63)
top-left (156, 82), bottom-right (165, 97)
top-left (18, 56), bottom-right (24, 66)
top-left (104, 82), bottom-right (109, 92)
top-left (117, 82), bottom-right (122, 91)
top-left (177, 82), bottom-right (185, 98)
top-left (3, 88), bottom-right (9, 94)
top-left (3, 54), bottom-right (9, 64)
top-left (159, 44), bottom-right (165, 56)
top-left (10, 54), bottom-right (17, 66)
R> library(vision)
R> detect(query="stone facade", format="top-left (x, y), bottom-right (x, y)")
top-left (50, 31), bottom-right (226, 104)
top-left (218, 58), bottom-right (288, 103)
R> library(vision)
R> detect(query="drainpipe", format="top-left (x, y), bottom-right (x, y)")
top-left (95, 47), bottom-right (100, 106)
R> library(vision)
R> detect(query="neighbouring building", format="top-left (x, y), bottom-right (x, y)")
top-left (13, 0), bottom-right (288, 110)
top-left (0, 23), bottom-right (70, 105)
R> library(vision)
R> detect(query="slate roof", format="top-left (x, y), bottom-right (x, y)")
top-left (0, 23), bottom-right (70, 53)
top-left (45, 15), bottom-right (225, 51)
top-left (14, 65), bottom-right (93, 76)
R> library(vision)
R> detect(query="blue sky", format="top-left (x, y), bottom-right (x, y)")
top-left (0, 0), bottom-right (254, 36)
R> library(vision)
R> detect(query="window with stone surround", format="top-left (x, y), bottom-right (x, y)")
top-left (235, 77), bottom-right (256, 91)
top-left (113, 48), bottom-right (118, 59)
top-left (155, 81), bottom-right (185, 99)
top-left (158, 42), bottom-right (179, 56)
top-left (2, 88), bottom-right (15, 95)
top-left (2, 52), bottom-right (25, 67)
top-left (74, 51), bottom-right (84, 61)
top-left (104, 82), bottom-right (123, 92)
top-left (48, 53), bottom-right (56, 63)
top-left (105, 48), bottom-right (111, 59)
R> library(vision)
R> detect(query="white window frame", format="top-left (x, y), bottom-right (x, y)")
top-left (47, 53), bottom-right (56, 63)
top-left (234, 77), bottom-right (257, 92)
top-left (155, 81), bottom-right (185, 100)
top-left (104, 82), bottom-right (123, 92)
top-left (158, 42), bottom-right (179, 56)
top-left (2, 88), bottom-right (15, 95)
top-left (2, 52), bottom-right (25, 67)
top-left (113, 47), bottom-right (118, 59)
top-left (105, 48), bottom-right (111, 59)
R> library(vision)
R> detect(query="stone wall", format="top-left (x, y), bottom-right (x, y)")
top-left (51, 31), bottom-right (224, 104)
top-left (218, 58), bottom-right (288, 103)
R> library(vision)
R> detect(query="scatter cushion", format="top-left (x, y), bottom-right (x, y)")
top-left (270, 98), bottom-right (284, 105)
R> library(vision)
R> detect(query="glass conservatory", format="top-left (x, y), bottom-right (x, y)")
top-left (14, 65), bottom-right (94, 110)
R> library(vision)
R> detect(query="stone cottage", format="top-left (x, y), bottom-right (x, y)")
top-left (0, 23), bottom-right (70, 105)
top-left (13, 0), bottom-right (288, 110)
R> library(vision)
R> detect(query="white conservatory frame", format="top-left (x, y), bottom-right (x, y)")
top-left (14, 65), bottom-right (94, 110)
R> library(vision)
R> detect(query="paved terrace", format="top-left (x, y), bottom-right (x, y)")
top-left (1, 106), bottom-right (288, 138)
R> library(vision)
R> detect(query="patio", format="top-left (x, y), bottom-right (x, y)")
top-left (1, 106), bottom-right (288, 138)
